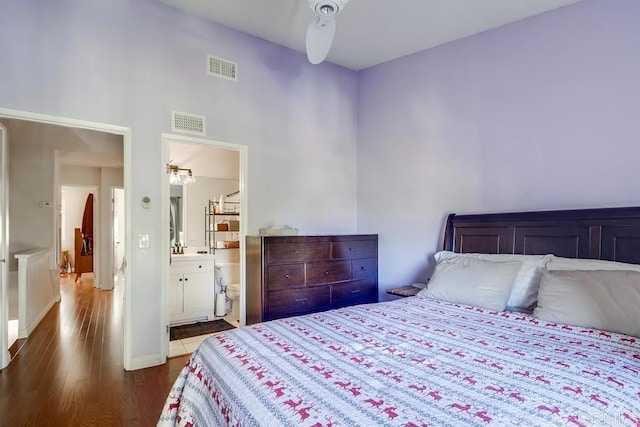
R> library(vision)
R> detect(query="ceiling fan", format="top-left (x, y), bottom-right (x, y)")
top-left (305, 0), bottom-right (350, 65)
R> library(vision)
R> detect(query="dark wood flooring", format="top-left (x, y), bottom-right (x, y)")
top-left (0, 274), bottom-right (190, 426)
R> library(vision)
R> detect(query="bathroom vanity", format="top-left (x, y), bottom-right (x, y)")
top-left (168, 254), bottom-right (216, 325)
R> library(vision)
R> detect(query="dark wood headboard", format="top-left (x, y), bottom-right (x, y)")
top-left (443, 206), bottom-right (640, 264)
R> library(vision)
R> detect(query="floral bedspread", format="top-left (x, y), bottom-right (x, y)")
top-left (159, 297), bottom-right (640, 426)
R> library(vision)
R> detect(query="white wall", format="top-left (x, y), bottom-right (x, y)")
top-left (0, 0), bottom-right (358, 366)
top-left (99, 167), bottom-right (124, 289)
top-left (60, 165), bottom-right (102, 187)
top-left (8, 143), bottom-right (56, 271)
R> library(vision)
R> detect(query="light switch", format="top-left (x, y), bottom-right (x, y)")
top-left (138, 233), bottom-right (150, 249)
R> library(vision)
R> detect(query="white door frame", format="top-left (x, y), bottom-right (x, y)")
top-left (160, 133), bottom-right (248, 360)
top-left (0, 123), bottom-right (9, 369)
top-left (0, 107), bottom-right (133, 370)
top-left (111, 187), bottom-right (125, 281)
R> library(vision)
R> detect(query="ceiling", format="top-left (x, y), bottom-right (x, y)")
top-left (169, 141), bottom-right (239, 181)
top-left (0, 119), bottom-right (124, 168)
top-left (0, 118), bottom-right (237, 180)
top-left (158, 0), bottom-right (582, 71)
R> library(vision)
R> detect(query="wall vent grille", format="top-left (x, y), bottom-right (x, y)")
top-left (171, 111), bottom-right (205, 135)
top-left (208, 55), bottom-right (238, 81)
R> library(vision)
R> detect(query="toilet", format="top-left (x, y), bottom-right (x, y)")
top-left (225, 283), bottom-right (241, 324)
top-left (227, 282), bottom-right (240, 302)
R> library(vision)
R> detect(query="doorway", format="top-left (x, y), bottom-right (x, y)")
top-left (0, 107), bottom-right (131, 369)
top-left (161, 133), bottom-right (247, 360)
top-left (60, 185), bottom-right (97, 284)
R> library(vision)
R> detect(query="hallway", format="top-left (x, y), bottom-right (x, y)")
top-left (0, 275), bottom-right (189, 426)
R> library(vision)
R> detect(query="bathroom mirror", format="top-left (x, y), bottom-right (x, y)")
top-left (169, 184), bottom-right (186, 247)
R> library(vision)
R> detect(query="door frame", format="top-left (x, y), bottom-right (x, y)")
top-left (0, 123), bottom-right (9, 369)
top-left (111, 187), bottom-right (125, 282)
top-left (0, 107), bottom-right (132, 370)
top-left (160, 133), bottom-right (248, 360)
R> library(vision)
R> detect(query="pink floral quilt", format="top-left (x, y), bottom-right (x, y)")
top-left (159, 297), bottom-right (640, 426)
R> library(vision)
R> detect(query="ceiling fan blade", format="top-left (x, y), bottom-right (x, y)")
top-left (306, 17), bottom-right (336, 65)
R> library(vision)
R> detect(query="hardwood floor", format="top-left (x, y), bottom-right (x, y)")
top-left (0, 274), bottom-right (190, 426)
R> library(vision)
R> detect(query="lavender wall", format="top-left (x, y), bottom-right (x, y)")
top-left (357, 0), bottom-right (640, 297)
top-left (0, 0), bottom-right (358, 365)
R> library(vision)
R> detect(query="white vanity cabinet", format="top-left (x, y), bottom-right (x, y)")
top-left (169, 255), bottom-right (216, 325)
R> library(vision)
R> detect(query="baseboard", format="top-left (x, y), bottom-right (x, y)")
top-left (128, 353), bottom-right (165, 371)
top-left (19, 299), bottom-right (56, 339)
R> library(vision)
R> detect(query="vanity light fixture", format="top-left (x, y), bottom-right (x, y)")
top-left (167, 164), bottom-right (196, 185)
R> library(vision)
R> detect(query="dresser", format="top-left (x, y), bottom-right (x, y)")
top-left (246, 235), bottom-right (378, 324)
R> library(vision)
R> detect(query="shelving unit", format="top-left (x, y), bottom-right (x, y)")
top-left (205, 200), bottom-right (240, 255)
top-left (205, 199), bottom-right (241, 325)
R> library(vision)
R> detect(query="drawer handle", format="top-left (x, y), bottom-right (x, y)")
top-left (360, 266), bottom-right (367, 271)
top-left (293, 250), bottom-right (300, 254)
top-left (198, 265), bottom-right (202, 268)
top-left (349, 247), bottom-right (358, 251)
top-left (351, 289), bottom-right (361, 294)
top-left (179, 278), bottom-right (183, 282)
top-left (284, 274), bottom-right (290, 279)
top-left (295, 297), bottom-right (308, 303)
top-left (326, 270), bottom-right (338, 275)
top-left (184, 278), bottom-right (188, 282)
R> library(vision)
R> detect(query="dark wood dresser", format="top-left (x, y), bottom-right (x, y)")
top-left (246, 234), bottom-right (378, 324)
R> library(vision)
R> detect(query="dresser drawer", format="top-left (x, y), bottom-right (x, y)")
top-left (170, 259), bottom-right (215, 274)
top-left (266, 287), bottom-right (331, 320)
top-left (332, 280), bottom-right (378, 308)
top-left (352, 258), bottom-right (376, 280)
top-left (267, 242), bottom-right (331, 264)
top-left (267, 264), bottom-right (305, 290)
top-left (331, 240), bottom-right (376, 259)
top-left (306, 261), bottom-right (351, 285)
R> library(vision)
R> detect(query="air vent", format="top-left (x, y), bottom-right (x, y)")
top-left (171, 111), bottom-right (205, 135)
top-left (207, 55), bottom-right (238, 81)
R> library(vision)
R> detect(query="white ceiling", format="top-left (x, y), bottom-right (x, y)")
top-left (1, 119), bottom-right (124, 168)
top-left (169, 141), bottom-right (240, 180)
top-left (1, 119), bottom-right (237, 180)
top-left (159, 0), bottom-right (582, 70)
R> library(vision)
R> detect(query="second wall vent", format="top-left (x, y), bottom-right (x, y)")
top-left (172, 111), bottom-right (205, 135)
top-left (208, 55), bottom-right (237, 81)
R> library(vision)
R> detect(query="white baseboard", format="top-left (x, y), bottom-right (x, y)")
top-left (128, 353), bottom-right (166, 371)
top-left (19, 299), bottom-right (56, 339)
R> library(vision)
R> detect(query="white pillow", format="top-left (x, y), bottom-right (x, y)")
top-left (546, 256), bottom-right (640, 272)
top-left (533, 269), bottom-right (640, 338)
top-left (434, 251), bottom-right (551, 311)
top-left (418, 255), bottom-right (522, 311)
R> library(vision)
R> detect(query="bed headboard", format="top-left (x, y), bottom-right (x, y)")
top-left (443, 206), bottom-right (640, 264)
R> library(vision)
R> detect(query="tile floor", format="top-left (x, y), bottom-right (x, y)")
top-left (169, 333), bottom-right (213, 357)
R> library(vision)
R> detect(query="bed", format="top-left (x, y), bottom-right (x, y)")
top-left (159, 206), bottom-right (640, 426)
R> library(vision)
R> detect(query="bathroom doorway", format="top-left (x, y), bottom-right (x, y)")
top-left (160, 134), bottom-right (247, 360)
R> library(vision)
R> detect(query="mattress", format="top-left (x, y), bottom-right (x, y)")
top-left (159, 297), bottom-right (640, 426)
